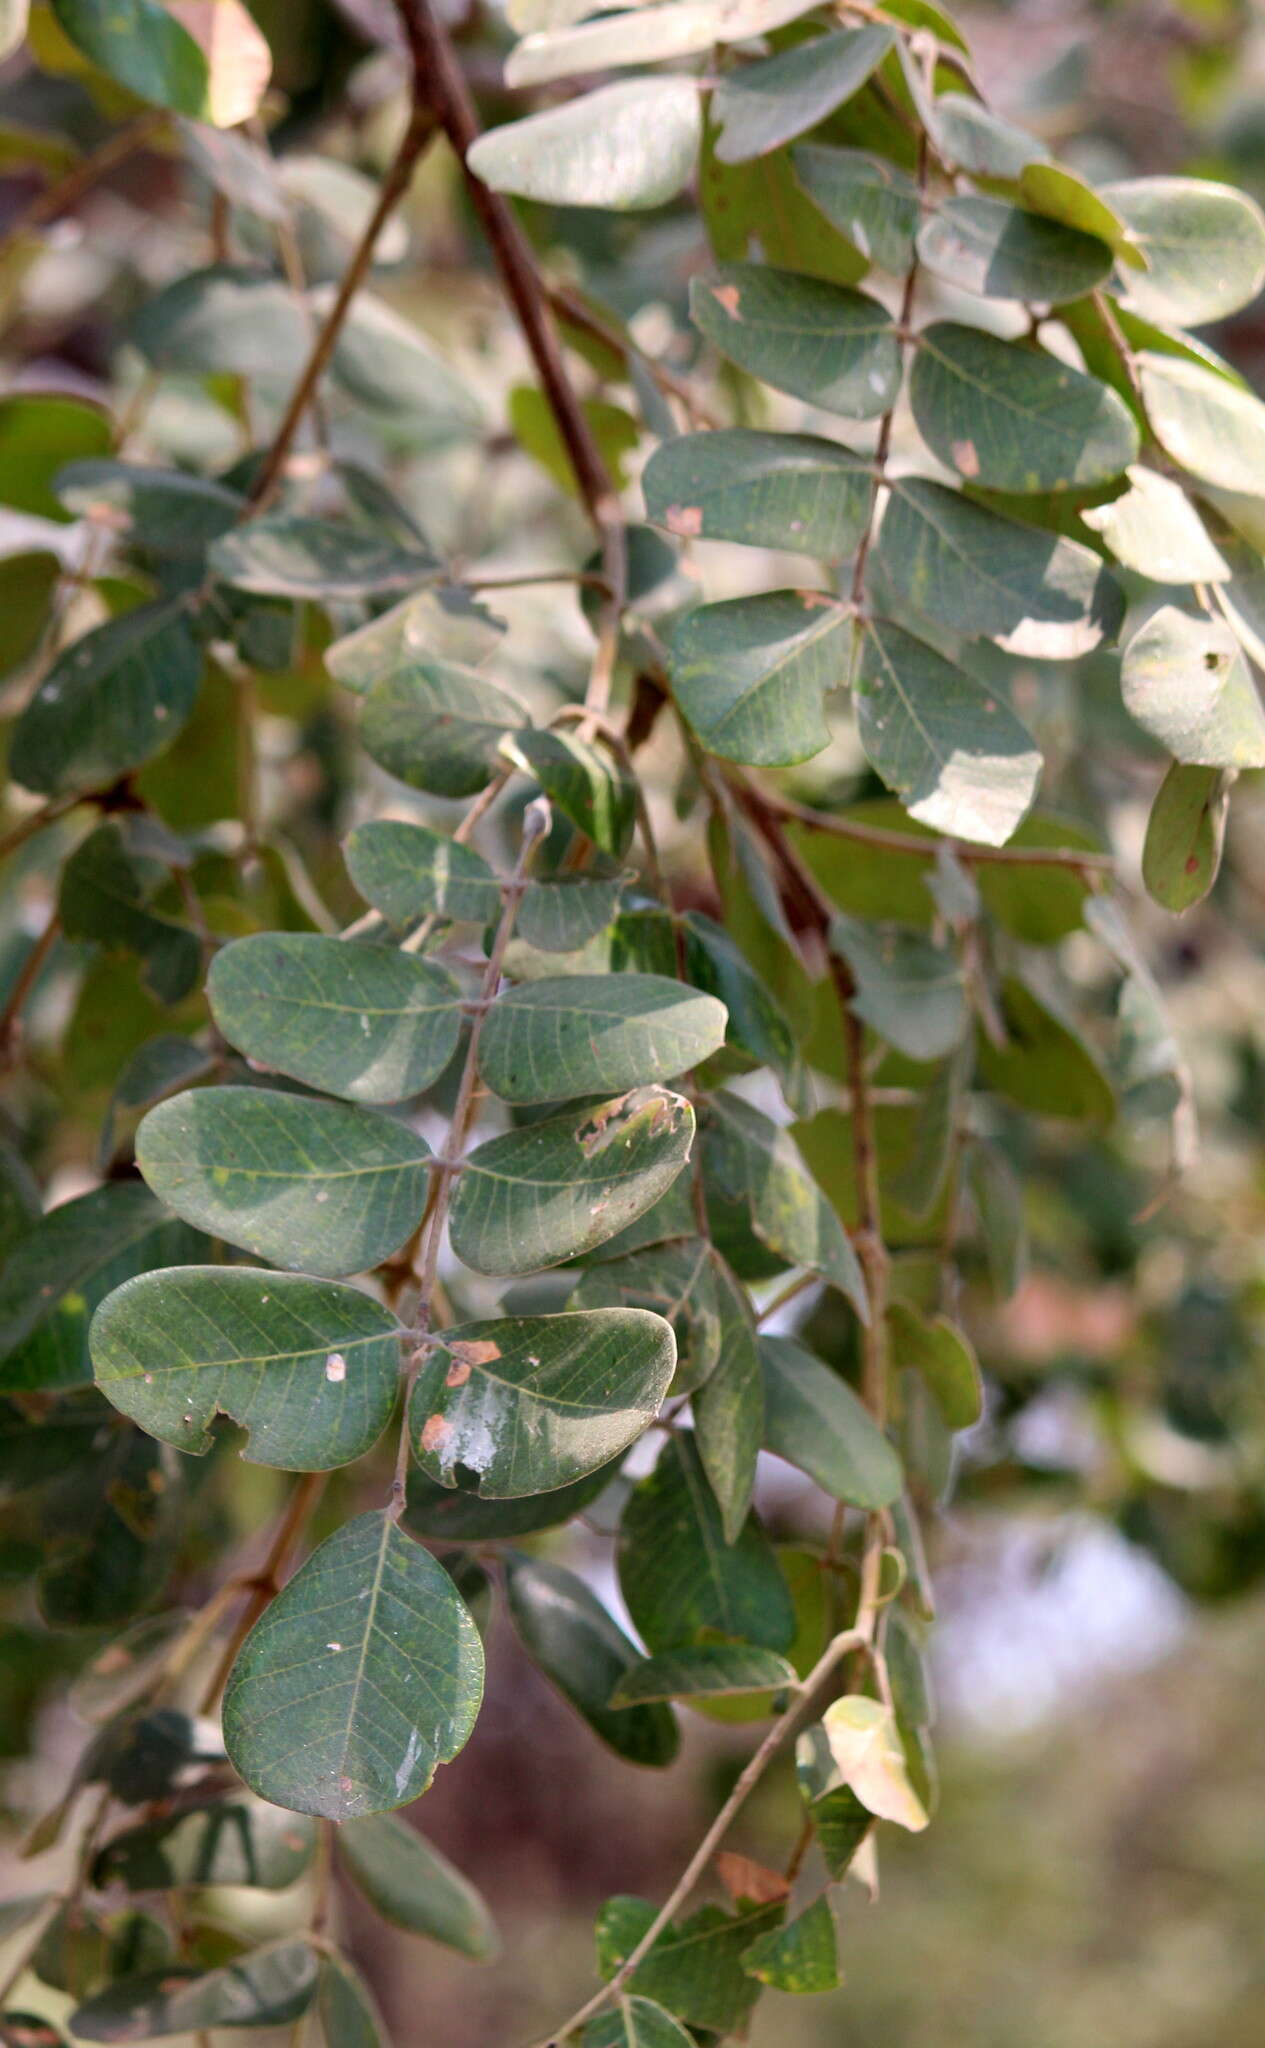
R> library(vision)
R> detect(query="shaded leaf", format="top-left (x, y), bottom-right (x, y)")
top-left (317, 1956), bottom-right (388, 2048)
top-left (918, 194), bottom-right (1112, 303)
top-left (501, 728), bottom-right (636, 859)
top-left (886, 1303), bottom-right (982, 1428)
top-left (1141, 762), bottom-right (1227, 912)
top-left (136, 1086), bottom-right (433, 1277)
top-left (91, 1266), bottom-right (401, 1469)
top-left (691, 263), bottom-right (899, 417)
top-left (977, 977), bottom-right (1114, 1123)
top-left (507, 0), bottom-right (821, 83)
top-left (506, 1554), bottom-right (679, 1766)
top-left (517, 871), bottom-right (628, 953)
top-left (609, 1644), bottom-right (796, 1705)
top-left (855, 619), bottom-right (1042, 847)
top-left (362, 662), bottom-right (526, 800)
top-left (327, 586), bottom-right (502, 694)
top-left (131, 263), bottom-right (310, 379)
top-left (792, 144), bottom-right (919, 273)
top-left (1121, 604), bottom-right (1265, 767)
top-left (693, 1253), bottom-right (762, 1539)
top-left (878, 475), bottom-right (1122, 658)
top-left (10, 602), bottom-right (201, 798)
top-left (741, 1893), bottom-right (839, 1992)
top-left (468, 77), bottom-right (700, 210)
top-left (1018, 162), bottom-right (1143, 266)
top-left (581, 1997), bottom-right (694, 2048)
top-left (619, 1433), bottom-right (795, 1653)
top-left (595, 1893), bottom-right (783, 2033)
top-left (408, 1308), bottom-right (674, 1498)
top-left (207, 933), bottom-right (463, 1104)
top-left (449, 1087), bottom-right (693, 1277)
top-left (49, 0), bottom-right (209, 117)
top-left (478, 974), bottom-right (725, 1106)
top-left (910, 322), bottom-right (1138, 491)
top-left (761, 1334), bottom-right (901, 1506)
top-left (68, 1941), bottom-right (318, 2041)
top-left (223, 1511), bottom-right (483, 1820)
top-left (712, 24), bottom-right (894, 164)
top-left (339, 1813), bottom-right (497, 1958)
top-left (1105, 176), bottom-right (1265, 326)
top-left (92, 1799), bottom-right (317, 1892)
top-left (404, 1457), bottom-right (619, 1541)
top-left (344, 820), bottom-right (501, 929)
top-left (568, 1238), bottom-right (723, 1396)
top-left (331, 289), bottom-right (485, 448)
top-left (642, 427), bottom-right (872, 558)
top-left (820, 1695), bottom-right (929, 1830)
top-left (210, 516), bottom-right (435, 601)
top-left (832, 914), bottom-right (966, 1061)
top-left (38, 1434), bottom-right (179, 1629)
top-left (669, 589), bottom-right (851, 766)
top-left (926, 91), bottom-right (1046, 178)
top-left (58, 823), bottom-right (201, 1006)
top-left (57, 459), bottom-right (243, 558)
top-left (701, 1092), bottom-right (867, 1315)
top-left (967, 1141), bottom-right (1026, 1298)
top-left (683, 911), bottom-right (804, 1105)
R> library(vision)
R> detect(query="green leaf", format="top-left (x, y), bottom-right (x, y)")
top-left (330, 290), bottom-right (485, 448)
top-left (701, 1092), bottom-right (868, 1316)
top-left (1104, 176), bottom-right (1265, 326)
top-left (223, 1510), bottom-right (483, 1820)
top-left (609, 1644), bottom-right (796, 1705)
top-left (58, 822), bottom-right (201, 1006)
top-left (910, 322), bottom-right (1138, 491)
top-left (886, 1303), bottom-right (982, 1428)
top-left (820, 1694), bottom-right (929, 1830)
top-left (517, 872), bottom-right (629, 953)
top-left (408, 1309), bottom-right (674, 1498)
top-left (977, 977), bottom-right (1114, 1123)
top-left (1141, 762), bottom-right (1227, 912)
top-left (344, 820), bottom-right (501, 929)
top-left (0, 549), bottom-right (58, 680)
top-left (1121, 605), bottom-right (1265, 766)
top-left (642, 428), bottom-right (872, 558)
top-left (506, 1554), bottom-right (679, 1766)
top-left (68, 1942), bottom-right (318, 2041)
top-left (0, 394), bottom-right (108, 522)
top-left (926, 91), bottom-right (1046, 179)
top-left (90, 1266), bottom-right (401, 1469)
top-left (569, 1238), bottom-right (723, 1396)
top-left (792, 145), bottom-right (920, 273)
top-left (57, 460), bottom-right (243, 559)
top-left (967, 1142), bottom-right (1026, 1298)
top-left (855, 619), bottom-right (1042, 847)
top-left (619, 1433), bottom-right (795, 1653)
top-left (690, 264), bottom-right (899, 416)
top-left (595, 1894), bottom-right (783, 2034)
top-left (513, 386), bottom-right (640, 498)
top-left (581, 1996), bottom-right (694, 2048)
top-left (339, 1813), bottom-right (497, 1958)
top-left (50, 0), bottom-right (208, 114)
top-left (682, 911), bottom-right (803, 1103)
top-left (1018, 162), bottom-right (1144, 267)
top-left (136, 1086), bottom-right (433, 1277)
top-left (1137, 351), bottom-right (1265, 495)
top-left (507, 0), bottom-right (822, 83)
top-left (478, 975), bottom-right (725, 1106)
top-left (917, 194), bottom-right (1113, 303)
top-left (799, 1753), bottom-right (872, 1879)
top-left (92, 1798), bottom-right (317, 1892)
top-left (361, 662), bottom-right (526, 800)
top-left (831, 914), bottom-right (965, 1061)
top-left (0, 1182), bottom-right (202, 1395)
top-left (467, 76), bottom-right (700, 210)
top-left (209, 516), bottom-right (436, 601)
top-left (10, 602), bottom-right (202, 797)
top-left (207, 933), bottom-right (463, 1105)
top-left (131, 263), bottom-right (311, 378)
top-left (879, 474), bottom-right (1121, 660)
top-left (712, 24), bottom-right (894, 164)
top-left (700, 131), bottom-right (869, 286)
top-left (761, 1334), bottom-right (902, 1506)
top-left (1079, 465), bottom-right (1228, 584)
top-left (317, 1957), bottom-right (389, 2048)
top-left (669, 589), bottom-right (851, 766)
top-left (449, 1087), bottom-right (694, 1276)
top-left (693, 1254), bottom-right (762, 1540)
top-left (501, 728), bottom-right (636, 859)
top-left (741, 1893), bottom-right (840, 1992)
top-left (38, 1429), bottom-right (178, 1628)
top-left (404, 1458), bottom-right (619, 1541)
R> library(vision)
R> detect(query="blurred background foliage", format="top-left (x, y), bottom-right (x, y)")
top-left (4, 0), bottom-right (1265, 2042)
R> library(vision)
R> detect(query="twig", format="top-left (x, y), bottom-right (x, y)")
top-left (546, 282), bottom-right (722, 430)
top-left (754, 787), bottom-right (1113, 874)
top-left (0, 913), bottom-right (60, 1069)
top-left (0, 113), bottom-right (167, 265)
top-left (395, 0), bottom-right (626, 717)
top-left (0, 793), bottom-right (82, 865)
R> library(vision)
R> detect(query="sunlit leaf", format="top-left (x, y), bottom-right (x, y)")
top-left (361, 662), bottom-right (526, 800)
top-left (1138, 350), bottom-right (1265, 494)
top-left (506, 0), bottom-right (821, 84)
top-left (1121, 604), bottom-right (1265, 767)
top-left (820, 1694), bottom-right (929, 1830)
top-left (701, 1092), bottom-right (868, 1314)
top-left (669, 590), bottom-right (851, 766)
top-left (741, 1893), bottom-right (839, 1992)
top-left (792, 145), bottom-right (919, 272)
top-left (1141, 762), bottom-right (1227, 912)
top-left (1079, 465), bottom-right (1229, 584)
top-left (501, 728), bottom-right (636, 859)
top-left (1104, 176), bottom-right (1265, 326)
top-left (91, 1799), bottom-right (317, 1893)
top-left (344, 820), bottom-right (501, 929)
top-left (468, 77), bottom-right (701, 210)
top-left (595, 1893), bottom-right (783, 2033)
top-left (918, 195), bottom-right (1112, 303)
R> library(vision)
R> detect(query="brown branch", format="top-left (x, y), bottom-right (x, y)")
top-left (394, 0), bottom-right (626, 716)
top-left (198, 1471), bottom-right (328, 1713)
top-left (751, 785), bottom-right (1114, 875)
top-left (0, 913), bottom-right (60, 1070)
top-left (0, 113), bottom-right (167, 265)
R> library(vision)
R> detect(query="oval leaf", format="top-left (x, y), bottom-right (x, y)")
top-left (1141, 761), bottom-right (1227, 912)
top-left (467, 76), bottom-right (701, 210)
top-left (820, 1695), bottom-right (928, 1830)
top-left (339, 1813), bottom-right (497, 1958)
top-left (344, 820), bottom-right (501, 929)
top-left (1105, 176), bottom-right (1265, 327)
top-left (690, 264), bottom-right (900, 417)
top-left (1121, 604), bottom-right (1265, 767)
top-left (712, 24), bottom-right (894, 164)
top-left (643, 428), bottom-right (872, 558)
top-left (760, 1335), bottom-right (902, 1507)
top-left (478, 974), bottom-right (725, 1106)
top-left (10, 603), bottom-right (201, 798)
top-left (609, 1645), bottom-right (797, 1705)
top-left (918, 194), bottom-right (1112, 303)
top-left (669, 590), bottom-right (852, 766)
top-left (506, 1554), bottom-right (679, 1766)
top-left (361, 662), bottom-right (526, 799)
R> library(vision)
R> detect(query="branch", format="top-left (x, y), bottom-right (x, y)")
top-left (749, 784), bottom-right (1114, 875)
top-left (0, 113), bottom-right (167, 267)
top-left (394, 0), bottom-right (626, 716)
top-left (197, 1470), bottom-right (328, 1713)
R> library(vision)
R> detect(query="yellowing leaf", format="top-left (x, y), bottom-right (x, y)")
top-left (820, 1695), bottom-right (929, 1831)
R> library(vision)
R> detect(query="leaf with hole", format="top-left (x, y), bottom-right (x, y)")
top-left (207, 933), bottom-right (464, 1105)
top-left (136, 1086), bottom-right (433, 1277)
top-left (1121, 605), bottom-right (1265, 767)
top-left (90, 1266), bottom-right (401, 1470)
top-left (910, 323), bottom-right (1138, 492)
top-left (478, 975), bottom-right (725, 1106)
top-left (339, 1814), bottom-right (497, 1958)
top-left (619, 1433), bottom-right (795, 1654)
top-left (855, 619), bottom-right (1042, 847)
top-left (691, 264), bottom-right (899, 417)
top-left (506, 1554), bottom-right (679, 1766)
top-left (712, 24), bottom-right (894, 164)
top-left (669, 590), bottom-right (851, 766)
top-left (361, 662), bottom-right (526, 800)
top-left (643, 428), bottom-right (872, 558)
top-left (408, 1308), bottom-right (674, 1498)
top-left (223, 1511), bottom-right (483, 1820)
top-left (467, 76), bottom-right (701, 210)
top-left (449, 1087), bottom-right (694, 1276)
top-left (760, 1335), bottom-right (902, 1506)
top-left (10, 602), bottom-right (202, 798)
